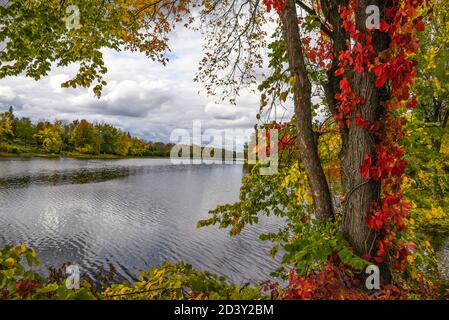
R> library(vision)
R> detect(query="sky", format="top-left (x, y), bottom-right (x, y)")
top-left (0, 24), bottom-right (292, 150)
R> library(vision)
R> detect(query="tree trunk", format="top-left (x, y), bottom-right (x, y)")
top-left (317, 0), bottom-right (393, 282)
top-left (340, 74), bottom-right (382, 256)
top-left (339, 0), bottom-right (391, 258)
top-left (280, 0), bottom-right (334, 220)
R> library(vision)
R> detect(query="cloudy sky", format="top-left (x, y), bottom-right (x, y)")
top-left (0, 25), bottom-right (292, 149)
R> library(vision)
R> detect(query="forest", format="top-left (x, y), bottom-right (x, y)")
top-left (0, 107), bottom-right (174, 158)
top-left (0, 0), bottom-right (449, 301)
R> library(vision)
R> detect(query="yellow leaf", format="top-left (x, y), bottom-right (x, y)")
top-left (4, 257), bottom-right (16, 268)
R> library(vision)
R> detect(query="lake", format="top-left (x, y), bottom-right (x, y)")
top-left (0, 158), bottom-right (280, 285)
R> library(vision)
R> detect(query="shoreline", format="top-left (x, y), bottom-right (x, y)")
top-left (0, 151), bottom-right (171, 160)
top-left (0, 152), bottom-right (245, 162)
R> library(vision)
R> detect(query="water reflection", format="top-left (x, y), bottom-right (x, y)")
top-left (0, 167), bottom-right (132, 188)
top-left (0, 158), bottom-right (280, 285)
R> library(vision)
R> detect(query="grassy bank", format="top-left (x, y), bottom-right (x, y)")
top-left (0, 141), bottom-right (171, 160)
top-left (0, 151), bottom-right (171, 160)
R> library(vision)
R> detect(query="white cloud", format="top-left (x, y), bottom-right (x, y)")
top-left (0, 26), bottom-right (291, 148)
top-left (0, 86), bottom-right (16, 101)
top-left (50, 74), bottom-right (70, 93)
top-left (205, 102), bottom-right (249, 121)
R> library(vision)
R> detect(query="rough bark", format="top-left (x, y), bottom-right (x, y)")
top-left (340, 0), bottom-right (391, 257)
top-left (285, 0), bottom-right (395, 282)
top-left (280, 0), bottom-right (334, 220)
top-left (320, 0), bottom-right (393, 282)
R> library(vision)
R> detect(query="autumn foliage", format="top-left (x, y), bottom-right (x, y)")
top-left (0, 0), bottom-right (448, 301)
top-left (255, 0), bottom-right (440, 299)
top-left (337, 0), bottom-right (425, 270)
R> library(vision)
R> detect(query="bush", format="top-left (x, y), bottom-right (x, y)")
top-left (0, 244), bottom-right (262, 300)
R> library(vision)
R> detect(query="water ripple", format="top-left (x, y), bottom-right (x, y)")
top-left (0, 158), bottom-right (281, 285)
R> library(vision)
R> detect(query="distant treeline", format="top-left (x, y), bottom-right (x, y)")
top-left (0, 107), bottom-right (174, 157)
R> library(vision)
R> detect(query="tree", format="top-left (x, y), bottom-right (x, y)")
top-left (0, 113), bottom-right (160, 156)
top-left (0, 0), bottom-right (194, 97)
top-left (116, 134), bottom-right (132, 156)
top-left (414, 0), bottom-right (449, 152)
top-left (0, 0), bottom-right (437, 294)
top-left (129, 137), bottom-right (149, 156)
top-left (97, 124), bottom-right (122, 155)
top-left (0, 112), bottom-right (14, 141)
top-left (279, 0), bottom-right (334, 220)
top-left (14, 117), bottom-right (37, 145)
top-left (69, 120), bottom-right (101, 154)
top-left (33, 123), bottom-right (63, 153)
top-left (197, 0), bottom-right (428, 286)
top-left (401, 0), bottom-right (449, 263)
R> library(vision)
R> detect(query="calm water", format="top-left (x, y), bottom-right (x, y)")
top-left (0, 158), bottom-right (280, 285)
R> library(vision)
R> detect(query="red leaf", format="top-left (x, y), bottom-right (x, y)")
top-left (415, 20), bottom-right (425, 32)
top-left (406, 95), bottom-right (417, 109)
top-left (355, 114), bottom-right (369, 129)
top-left (335, 67), bottom-right (345, 76)
top-left (360, 154), bottom-right (372, 180)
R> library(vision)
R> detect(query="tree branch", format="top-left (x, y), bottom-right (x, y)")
top-left (295, 0), bottom-right (333, 37)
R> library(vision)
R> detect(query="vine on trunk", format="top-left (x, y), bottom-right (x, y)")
top-left (261, 0), bottom-right (429, 297)
top-left (335, 0), bottom-right (426, 269)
